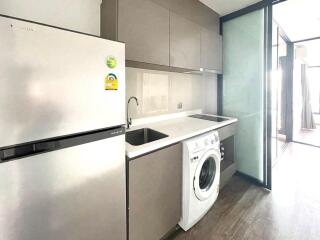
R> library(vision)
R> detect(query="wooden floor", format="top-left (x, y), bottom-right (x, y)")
top-left (170, 143), bottom-right (320, 240)
top-left (295, 129), bottom-right (320, 147)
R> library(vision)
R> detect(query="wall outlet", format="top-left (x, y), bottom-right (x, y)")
top-left (177, 102), bottom-right (183, 109)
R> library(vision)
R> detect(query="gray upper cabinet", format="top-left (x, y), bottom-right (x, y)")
top-left (170, 12), bottom-right (201, 70)
top-left (101, 0), bottom-right (222, 72)
top-left (101, 0), bottom-right (169, 66)
top-left (118, 0), bottom-right (170, 65)
top-left (201, 27), bottom-right (222, 72)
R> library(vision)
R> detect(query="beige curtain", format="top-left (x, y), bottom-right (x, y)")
top-left (301, 64), bottom-right (316, 129)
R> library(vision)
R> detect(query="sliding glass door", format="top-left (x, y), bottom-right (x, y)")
top-left (222, 7), bottom-right (272, 187)
top-left (271, 23), bottom-right (290, 165)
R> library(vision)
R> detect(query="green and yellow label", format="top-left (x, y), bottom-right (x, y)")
top-left (106, 56), bottom-right (117, 69)
top-left (105, 73), bottom-right (118, 90)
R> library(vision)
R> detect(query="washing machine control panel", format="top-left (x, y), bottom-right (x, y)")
top-left (187, 131), bottom-right (220, 162)
top-left (189, 132), bottom-right (219, 153)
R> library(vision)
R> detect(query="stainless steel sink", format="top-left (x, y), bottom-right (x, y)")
top-left (126, 128), bottom-right (168, 146)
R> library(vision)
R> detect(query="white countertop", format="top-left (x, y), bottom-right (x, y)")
top-left (126, 112), bottom-right (238, 159)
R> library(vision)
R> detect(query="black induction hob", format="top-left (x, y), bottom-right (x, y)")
top-left (189, 114), bottom-right (229, 122)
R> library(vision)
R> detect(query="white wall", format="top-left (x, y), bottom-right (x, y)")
top-left (203, 73), bottom-right (218, 114)
top-left (0, 0), bottom-right (102, 35)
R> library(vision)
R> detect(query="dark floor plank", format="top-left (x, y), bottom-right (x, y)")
top-left (170, 143), bottom-right (320, 240)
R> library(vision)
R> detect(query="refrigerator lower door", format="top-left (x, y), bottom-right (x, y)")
top-left (0, 134), bottom-right (126, 240)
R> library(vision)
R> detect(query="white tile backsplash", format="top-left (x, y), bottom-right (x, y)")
top-left (126, 67), bottom-right (217, 119)
top-left (172, 73), bottom-right (192, 111)
top-left (203, 72), bottom-right (218, 114)
top-left (142, 72), bottom-right (169, 115)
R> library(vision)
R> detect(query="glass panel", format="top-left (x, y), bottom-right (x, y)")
top-left (271, 21), bottom-right (289, 166)
top-left (271, 22), bottom-right (279, 163)
top-left (199, 157), bottom-right (216, 191)
top-left (222, 10), bottom-right (265, 182)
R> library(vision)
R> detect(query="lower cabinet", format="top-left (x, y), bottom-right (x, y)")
top-left (218, 123), bottom-right (238, 189)
top-left (220, 136), bottom-right (235, 172)
top-left (129, 144), bottom-right (182, 240)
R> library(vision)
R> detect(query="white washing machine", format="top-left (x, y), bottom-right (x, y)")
top-left (179, 131), bottom-right (221, 231)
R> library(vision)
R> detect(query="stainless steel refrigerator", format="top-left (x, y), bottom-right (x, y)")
top-left (0, 16), bottom-right (126, 240)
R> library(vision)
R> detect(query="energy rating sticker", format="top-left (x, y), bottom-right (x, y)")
top-left (106, 56), bottom-right (117, 69)
top-left (105, 73), bottom-right (118, 90)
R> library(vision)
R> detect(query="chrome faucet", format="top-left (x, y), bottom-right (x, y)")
top-left (127, 96), bottom-right (139, 129)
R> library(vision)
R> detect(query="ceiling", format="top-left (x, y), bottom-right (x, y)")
top-left (296, 39), bottom-right (320, 66)
top-left (199, 0), bottom-right (261, 16)
top-left (273, 0), bottom-right (320, 42)
top-left (199, 0), bottom-right (320, 42)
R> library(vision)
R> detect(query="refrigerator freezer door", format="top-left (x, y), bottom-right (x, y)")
top-left (0, 134), bottom-right (126, 240)
top-left (0, 16), bottom-right (125, 147)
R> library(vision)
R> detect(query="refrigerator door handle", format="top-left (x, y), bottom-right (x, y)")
top-left (35, 141), bottom-right (60, 152)
top-left (1, 126), bottom-right (125, 162)
top-left (2, 144), bottom-right (35, 161)
top-left (1, 141), bottom-right (60, 161)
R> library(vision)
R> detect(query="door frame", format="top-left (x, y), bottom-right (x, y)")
top-left (219, 0), bottom-right (285, 190)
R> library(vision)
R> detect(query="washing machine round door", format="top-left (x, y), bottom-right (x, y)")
top-left (193, 150), bottom-right (220, 201)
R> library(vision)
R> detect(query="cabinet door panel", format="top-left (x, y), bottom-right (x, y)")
top-left (170, 12), bottom-right (201, 70)
top-left (129, 144), bottom-right (182, 240)
top-left (118, 0), bottom-right (170, 65)
top-left (201, 27), bottom-right (222, 72)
